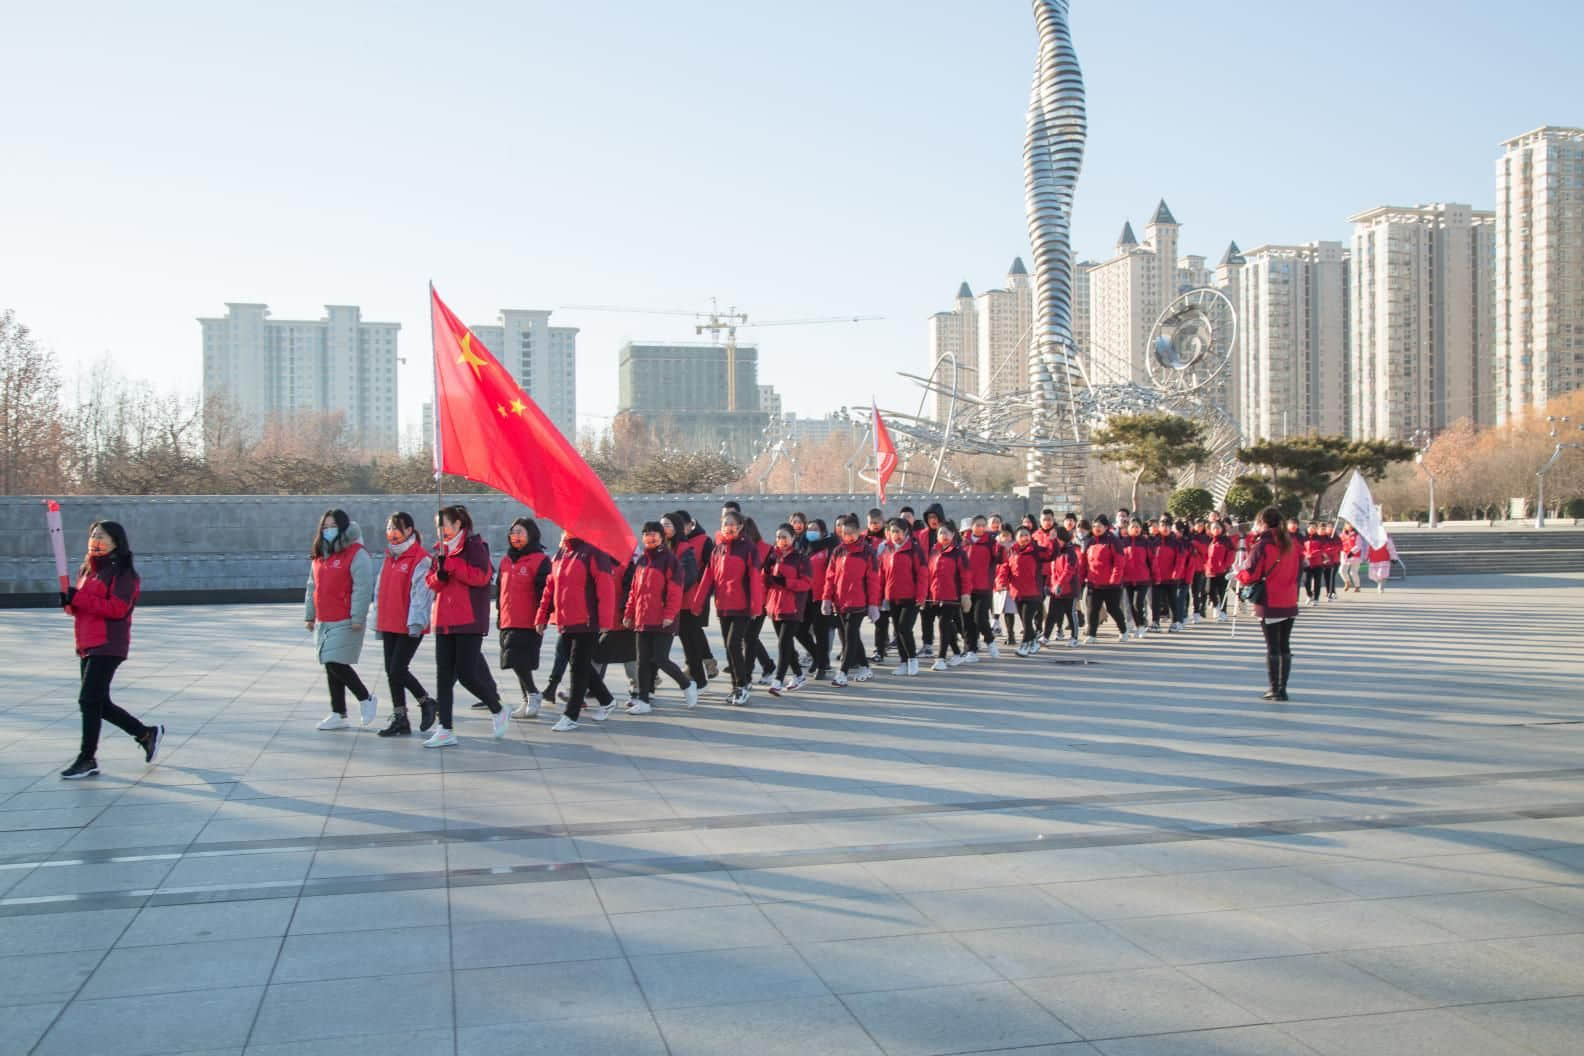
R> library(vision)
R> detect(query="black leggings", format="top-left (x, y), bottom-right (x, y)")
top-left (1086, 587), bottom-right (1127, 637)
top-left (773, 619), bottom-right (803, 680)
top-left (920, 604), bottom-right (936, 648)
top-left (1016, 599), bottom-right (1042, 644)
top-left (325, 662), bottom-right (369, 716)
top-left (78, 656), bottom-right (146, 760)
top-left (722, 613), bottom-right (753, 689)
top-left (678, 610), bottom-right (710, 689)
top-left (747, 615), bottom-right (774, 677)
top-left (546, 633), bottom-right (573, 691)
top-left (1003, 610), bottom-right (1018, 642)
top-left (382, 634), bottom-right (428, 711)
top-left (434, 633), bottom-right (499, 728)
top-left (1191, 572), bottom-right (1207, 616)
top-left (1050, 595), bottom-right (1080, 638)
top-left (1208, 574), bottom-right (1229, 611)
top-left (1126, 584), bottom-right (1150, 627)
top-left (1304, 568), bottom-right (1324, 601)
top-left (872, 610), bottom-right (890, 659)
top-left (1324, 566), bottom-right (1338, 595)
top-left (964, 593), bottom-right (993, 652)
top-left (1260, 617), bottom-right (1294, 656)
top-left (795, 603), bottom-right (832, 674)
top-left (1041, 595), bottom-right (1062, 638)
top-left (563, 631), bottom-right (611, 719)
top-left (890, 600), bottom-right (918, 661)
top-left (1152, 584), bottom-right (1173, 625)
top-left (933, 605), bottom-right (962, 657)
top-left (838, 611), bottom-right (867, 673)
top-left (635, 630), bottom-right (687, 701)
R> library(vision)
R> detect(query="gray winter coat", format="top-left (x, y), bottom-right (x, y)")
top-left (304, 521), bottom-right (373, 666)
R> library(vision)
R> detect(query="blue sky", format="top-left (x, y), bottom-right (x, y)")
top-left (2, 0), bottom-right (1577, 434)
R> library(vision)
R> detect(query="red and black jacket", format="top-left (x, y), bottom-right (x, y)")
top-left (497, 547), bottom-right (550, 630)
top-left (763, 546), bottom-right (814, 620)
top-left (926, 544), bottom-right (970, 603)
top-left (69, 557), bottom-right (139, 658)
top-left (623, 545), bottom-right (683, 631)
top-left (879, 538), bottom-right (927, 603)
top-left (534, 540), bottom-right (617, 634)
top-left (1238, 536), bottom-right (1302, 619)
top-left (1083, 530), bottom-right (1126, 588)
top-left (699, 535), bottom-right (765, 617)
top-left (823, 538), bottom-right (881, 613)
top-left (1206, 536), bottom-right (1236, 577)
top-left (678, 527), bottom-right (714, 616)
top-left (427, 532), bottom-right (493, 635)
top-left (995, 540), bottom-right (1042, 601)
top-left (962, 531), bottom-right (999, 593)
top-left (1119, 534), bottom-right (1152, 585)
top-left (1047, 542), bottom-right (1084, 598)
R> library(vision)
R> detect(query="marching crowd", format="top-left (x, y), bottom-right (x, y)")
top-left (53, 499), bottom-right (1400, 775)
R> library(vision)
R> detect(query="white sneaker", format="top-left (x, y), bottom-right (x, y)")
top-left (1030, 639), bottom-right (1043, 655)
top-left (358, 693), bottom-right (378, 727)
top-left (894, 661), bottom-right (912, 675)
top-left (832, 672), bottom-right (849, 687)
top-left (1067, 637), bottom-right (1079, 648)
top-left (684, 683), bottom-right (699, 708)
top-left (491, 709), bottom-right (509, 739)
top-left (1038, 636), bottom-right (1050, 646)
top-left (317, 713), bottom-right (349, 731)
top-left (627, 699), bottom-right (653, 715)
top-left (588, 703), bottom-right (615, 722)
top-left (855, 667), bottom-right (873, 683)
top-left (1016, 642), bottom-right (1030, 657)
top-left (788, 674), bottom-right (807, 692)
top-left (1189, 613), bottom-right (1200, 625)
top-left (947, 654), bottom-right (965, 667)
top-left (768, 680), bottom-right (785, 697)
top-left (551, 716), bottom-right (578, 732)
top-left (908, 658), bottom-right (920, 675)
top-left (988, 642), bottom-right (1000, 659)
top-left (513, 693), bottom-right (542, 719)
top-left (962, 651), bottom-right (979, 664)
top-left (755, 672), bottom-right (773, 687)
top-left (423, 727), bottom-right (457, 748)
top-left (733, 688), bottom-right (752, 706)
top-left (931, 659), bottom-right (949, 672)
top-left (1213, 611), bottom-right (1226, 622)
top-left (1082, 635), bottom-right (1097, 646)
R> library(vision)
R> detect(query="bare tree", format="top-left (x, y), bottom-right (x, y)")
top-left (0, 309), bottom-right (68, 494)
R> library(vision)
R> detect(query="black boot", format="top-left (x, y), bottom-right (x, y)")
top-left (1275, 654), bottom-right (1292, 702)
top-left (1262, 655), bottom-right (1281, 700)
top-left (417, 697), bottom-right (437, 733)
top-left (378, 708), bottom-right (411, 737)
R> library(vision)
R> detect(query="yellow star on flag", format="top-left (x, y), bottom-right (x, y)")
top-left (458, 332), bottom-right (489, 379)
top-left (496, 404), bottom-right (507, 417)
top-left (510, 398), bottom-right (527, 415)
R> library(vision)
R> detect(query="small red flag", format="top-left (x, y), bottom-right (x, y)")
top-left (431, 286), bottom-right (634, 561)
top-left (873, 400), bottom-right (897, 505)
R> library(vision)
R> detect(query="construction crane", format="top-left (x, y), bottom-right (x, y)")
top-left (562, 299), bottom-right (881, 411)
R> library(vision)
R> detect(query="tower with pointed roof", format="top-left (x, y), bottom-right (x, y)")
top-left (928, 280), bottom-right (980, 421)
top-left (976, 259), bottom-right (1037, 405)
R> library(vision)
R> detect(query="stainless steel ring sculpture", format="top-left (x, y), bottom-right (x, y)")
top-left (1024, 0), bottom-right (1088, 505)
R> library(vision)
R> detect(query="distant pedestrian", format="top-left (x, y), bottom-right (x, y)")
top-left (306, 509), bottom-right (378, 731)
top-left (60, 520), bottom-right (163, 779)
top-left (370, 512), bottom-right (435, 737)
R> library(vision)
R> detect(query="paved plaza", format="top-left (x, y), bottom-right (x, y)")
top-left (2, 573), bottom-right (1583, 1055)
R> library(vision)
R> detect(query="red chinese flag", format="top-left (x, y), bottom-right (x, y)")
top-left (431, 286), bottom-right (634, 561)
top-left (873, 400), bottom-right (897, 504)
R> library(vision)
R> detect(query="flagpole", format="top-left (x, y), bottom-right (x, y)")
top-left (429, 281), bottom-right (444, 517)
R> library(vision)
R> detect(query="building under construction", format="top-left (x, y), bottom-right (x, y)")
top-left (616, 341), bottom-right (770, 464)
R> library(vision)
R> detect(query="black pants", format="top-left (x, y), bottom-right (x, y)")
top-left (1086, 586), bottom-right (1127, 637)
top-left (890, 600), bottom-right (919, 661)
top-left (920, 604), bottom-right (936, 648)
top-left (963, 592), bottom-right (993, 652)
top-left (796, 603), bottom-right (833, 674)
top-left (678, 610), bottom-right (710, 689)
top-left (325, 662), bottom-right (369, 716)
top-left (1016, 599), bottom-right (1042, 644)
top-left (635, 630), bottom-right (687, 701)
top-left (1191, 572), bottom-right (1207, 616)
top-left (1125, 584), bottom-right (1149, 627)
top-left (1003, 610), bottom-right (1018, 642)
top-left (1324, 566), bottom-right (1338, 595)
top-left (1041, 594), bottom-right (1062, 638)
top-left (563, 631), bottom-right (611, 719)
top-left (872, 610), bottom-right (890, 660)
top-left (721, 613), bottom-right (753, 689)
top-left (1152, 584), bottom-right (1172, 625)
top-left (933, 604), bottom-right (962, 657)
top-left (78, 656), bottom-right (146, 760)
top-left (1208, 574), bottom-right (1229, 611)
top-left (773, 619), bottom-right (803, 680)
top-left (1304, 568), bottom-right (1324, 601)
top-left (1050, 594), bottom-right (1080, 638)
top-left (382, 635), bottom-right (428, 712)
top-left (838, 611), bottom-right (867, 673)
top-left (546, 632), bottom-right (573, 691)
top-left (1260, 617), bottom-right (1294, 656)
top-left (434, 633), bottom-right (499, 728)
top-left (747, 615), bottom-right (774, 677)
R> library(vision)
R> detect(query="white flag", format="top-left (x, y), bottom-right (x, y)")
top-left (1337, 471), bottom-right (1387, 549)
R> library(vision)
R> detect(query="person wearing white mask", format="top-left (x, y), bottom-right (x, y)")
top-left (305, 508), bottom-right (377, 731)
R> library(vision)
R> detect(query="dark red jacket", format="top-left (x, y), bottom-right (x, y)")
top-left (1083, 530), bottom-right (1126, 588)
top-left (623, 545), bottom-right (683, 631)
top-left (995, 541), bottom-right (1042, 600)
top-left (1303, 536), bottom-right (1328, 569)
top-left (497, 549), bottom-right (550, 630)
top-left (427, 533), bottom-right (493, 635)
top-left (926, 544), bottom-right (970, 602)
top-left (1238, 535), bottom-right (1302, 619)
top-left (1119, 535), bottom-right (1152, 585)
top-left (1047, 542), bottom-right (1084, 597)
top-left (1189, 533), bottom-right (1211, 576)
top-left (678, 527), bottom-right (714, 616)
top-left (534, 540), bottom-right (617, 634)
top-left (823, 538), bottom-right (880, 613)
top-left (763, 546), bottom-right (813, 620)
top-left (69, 558), bottom-right (139, 658)
top-left (1206, 537), bottom-right (1236, 576)
top-left (805, 540), bottom-right (833, 612)
top-left (962, 531), bottom-right (998, 592)
top-left (700, 535), bottom-right (765, 617)
top-left (880, 539), bottom-right (927, 603)
top-left (377, 544), bottom-right (430, 636)
top-left (1151, 535), bottom-right (1187, 584)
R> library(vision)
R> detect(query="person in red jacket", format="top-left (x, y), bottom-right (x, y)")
top-left (1120, 519), bottom-right (1152, 638)
top-left (962, 515), bottom-right (1000, 660)
top-left (673, 509), bottom-right (719, 681)
top-left (1237, 506), bottom-right (1303, 700)
top-left (1339, 524), bottom-right (1363, 592)
top-left (424, 505), bottom-right (506, 746)
top-left (1046, 526), bottom-right (1085, 647)
top-left (797, 519), bottom-right (837, 680)
top-left (1082, 515), bottom-right (1129, 644)
top-left (698, 511), bottom-right (766, 705)
top-left (536, 531), bottom-right (618, 730)
top-left (995, 526), bottom-right (1043, 655)
top-left (925, 521), bottom-right (972, 670)
top-left (622, 521), bottom-right (693, 713)
top-left (741, 518), bottom-right (777, 686)
top-left (763, 523), bottom-right (814, 695)
top-left (1301, 521), bottom-right (1327, 607)
top-left (371, 512), bottom-right (436, 737)
top-left (880, 518), bottom-right (927, 675)
top-left (821, 514), bottom-right (881, 686)
top-left (1188, 520), bottom-right (1212, 623)
top-left (59, 520), bottom-right (162, 779)
top-left (1320, 522), bottom-right (1342, 601)
top-left (663, 511), bottom-right (711, 695)
top-left (993, 525), bottom-right (1020, 646)
top-left (305, 509), bottom-right (377, 732)
top-left (1205, 519), bottom-right (1236, 620)
top-left (914, 503), bottom-right (946, 658)
top-left (492, 517), bottom-right (551, 723)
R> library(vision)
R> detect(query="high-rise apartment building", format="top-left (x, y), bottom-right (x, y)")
top-left (467, 309), bottom-right (579, 439)
top-left (617, 342), bottom-right (768, 463)
top-left (1236, 242), bottom-right (1350, 439)
top-left (198, 303), bottom-right (400, 452)
top-left (976, 259), bottom-right (1034, 401)
top-left (928, 282), bottom-right (979, 420)
top-left (1086, 220), bottom-right (1161, 385)
top-left (1495, 126), bottom-right (1584, 422)
top-left (1350, 203), bottom-right (1496, 439)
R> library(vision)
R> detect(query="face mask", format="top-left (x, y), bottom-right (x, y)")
top-left (322, 527), bottom-right (339, 544)
top-left (805, 530), bottom-right (820, 542)
top-left (88, 539), bottom-right (111, 558)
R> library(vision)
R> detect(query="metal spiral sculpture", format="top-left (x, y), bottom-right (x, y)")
top-left (1024, 0), bottom-right (1088, 505)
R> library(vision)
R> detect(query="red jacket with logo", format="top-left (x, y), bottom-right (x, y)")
top-left (312, 541), bottom-right (365, 623)
top-left (623, 546), bottom-right (682, 631)
top-left (1238, 536), bottom-right (1302, 619)
top-left (1119, 536), bottom-right (1152, 585)
top-left (763, 546), bottom-right (814, 620)
top-left (69, 558), bottom-right (139, 658)
top-left (497, 549), bottom-right (550, 630)
top-left (534, 540), bottom-right (617, 634)
top-left (1151, 535), bottom-right (1186, 584)
top-left (994, 540), bottom-right (1042, 600)
top-left (823, 538), bottom-right (881, 613)
top-left (1083, 531), bottom-right (1126, 588)
top-left (377, 543), bottom-right (431, 636)
top-left (1047, 542), bottom-right (1084, 597)
top-left (926, 544), bottom-right (970, 602)
top-left (427, 533), bottom-right (493, 635)
top-left (962, 532), bottom-right (998, 592)
top-left (880, 539), bottom-right (927, 603)
top-left (699, 535), bottom-right (765, 617)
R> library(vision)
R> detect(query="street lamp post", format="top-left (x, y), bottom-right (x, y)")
top-left (1411, 428), bottom-right (1436, 528)
top-left (1534, 416), bottom-right (1584, 529)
